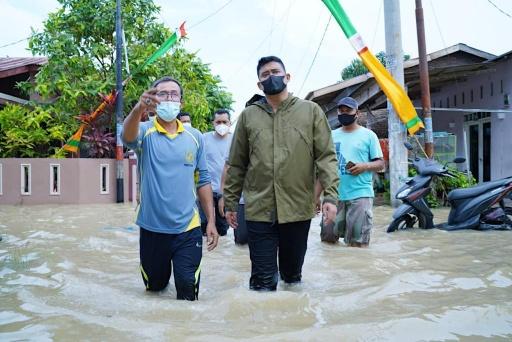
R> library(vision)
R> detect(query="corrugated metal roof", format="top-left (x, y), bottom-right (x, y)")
top-left (305, 43), bottom-right (497, 102)
top-left (0, 57), bottom-right (47, 72)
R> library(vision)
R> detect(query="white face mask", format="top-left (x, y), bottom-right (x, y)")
top-left (156, 101), bottom-right (180, 122)
top-left (182, 122), bottom-right (192, 127)
top-left (215, 123), bottom-right (230, 136)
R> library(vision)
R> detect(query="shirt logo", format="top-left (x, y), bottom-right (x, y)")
top-left (184, 151), bottom-right (194, 166)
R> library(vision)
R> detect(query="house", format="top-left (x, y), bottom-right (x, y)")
top-left (0, 57), bottom-right (136, 205)
top-left (305, 43), bottom-right (512, 183)
top-left (0, 57), bottom-right (47, 107)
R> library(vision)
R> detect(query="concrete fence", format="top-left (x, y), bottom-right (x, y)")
top-left (0, 158), bottom-right (135, 205)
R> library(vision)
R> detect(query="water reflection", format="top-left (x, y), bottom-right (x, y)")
top-left (1, 204), bottom-right (511, 341)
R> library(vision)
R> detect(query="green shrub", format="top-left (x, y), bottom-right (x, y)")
top-left (381, 164), bottom-right (476, 207)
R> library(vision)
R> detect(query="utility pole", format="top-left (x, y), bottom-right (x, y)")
top-left (115, 0), bottom-right (124, 203)
top-left (415, 0), bottom-right (434, 158)
top-left (384, 0), bottom-right (408, 207)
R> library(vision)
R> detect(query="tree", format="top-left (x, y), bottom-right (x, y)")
top-left (340, 51), bottom-right (410, 81)
top-left (0, 0), bottom-right (232, 157)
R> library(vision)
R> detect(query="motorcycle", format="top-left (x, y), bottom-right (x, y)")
top-left (387, 142), bottom-right (512, 232)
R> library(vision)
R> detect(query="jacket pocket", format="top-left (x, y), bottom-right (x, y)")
top-left (292, 127), bottom-right (313, 158)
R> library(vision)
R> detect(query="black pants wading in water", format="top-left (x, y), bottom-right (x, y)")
top-left (246, 219), bottom-right (311, 291)
top-left (139, 227), bottom-right (202, 301)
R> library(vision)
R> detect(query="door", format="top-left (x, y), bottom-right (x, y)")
top-left (465, 115), bottom-right (491, 183)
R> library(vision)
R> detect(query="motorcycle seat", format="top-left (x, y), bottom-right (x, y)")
top-left (448, 178), bottom-right (512, 201)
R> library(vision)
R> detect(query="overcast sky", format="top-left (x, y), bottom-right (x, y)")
top-left (1, 0), bottom-right (511, 116)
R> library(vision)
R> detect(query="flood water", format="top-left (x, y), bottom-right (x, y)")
top-left (1, 203), bottom-right (512, 341)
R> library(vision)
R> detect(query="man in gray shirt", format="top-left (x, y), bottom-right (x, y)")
top-left (200, 109), bottom-right (232, 236)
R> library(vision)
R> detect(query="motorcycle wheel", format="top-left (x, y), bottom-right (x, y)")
top-left (387, 213), bottom-right (427, 233)
top-left (504, 207), bottom-right (512, 225)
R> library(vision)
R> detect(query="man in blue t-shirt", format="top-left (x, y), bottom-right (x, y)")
top-left (200, 109), bottom-right (232, 237)
top-left (122, 76), bottom-right (219, 300)
top-left (321, 97), bottom-right (384, 247)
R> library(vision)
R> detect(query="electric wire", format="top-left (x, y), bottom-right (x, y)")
top-left (0, 37), bottom-right (30, 49)
top-left (226, 0), bottom-right (296, 81)
top-left (188, 0), bottom-right (236, 30)
top-left (293, 9), bottom-right (324, 76)
top-left (298, 16), bottom-right (332, 97)
top-left (269, 0), bottom-right (277, 51)
top-left (370, 0), bottom-right (383, 49)
top-left (487, 0), bottom-right (512, 18)
top-left (278, 0), bottom-right (295, 54)
top-left (428, 0), bottom-right (447, 48)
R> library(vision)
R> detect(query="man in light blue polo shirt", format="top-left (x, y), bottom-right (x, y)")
top-left (321, 97), bottom-right (384, 247)
top-left (122, 76), bottom-right (218, 301)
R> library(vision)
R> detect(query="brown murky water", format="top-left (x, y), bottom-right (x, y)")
top-left (1, 204), bottom-right (512, 341)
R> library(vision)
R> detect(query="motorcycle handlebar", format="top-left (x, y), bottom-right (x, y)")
top-left (442, 170), bottom-right (457, 178)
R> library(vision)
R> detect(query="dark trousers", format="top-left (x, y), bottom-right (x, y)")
top-left (234, 204), bottom-right (248, 245)
top-left (199, 193), bottom-right (229, 236)
top-left (139, 227), bottom-right (202, 301)
top-left (246, 219), bottom-right (311, 291)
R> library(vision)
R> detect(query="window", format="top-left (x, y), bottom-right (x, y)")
top-left (471, 89), bottom-right (474, 102)
top-left (446, 97), bottom-right (450, 108)
top-left (462, 92), bottom-right (465, 105)
top-left (50, 164), bottom-right (61, 195)
top-left (100, 164), bottom-right (109, 194)
top-left (491, 82), bottom-right (494, 96)
top-left (0, 163), bottom-right (3, 195)
top-left (454, 94), bottom-right (457, 107)
top-left (439, 99), bottom-right (442, 108)
top-left (21, 164), bottom-right (31, 195)
top-left (480, 85), bottom-right (483, 99)
top-left (501, 80), bottom-right (504, 94)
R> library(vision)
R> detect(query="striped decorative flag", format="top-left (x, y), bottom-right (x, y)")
top-left (63, 22), bottom-right (187, 153)
top-left (62, 125), bottom-right (85, 153)
top-left (63, 91), bottom-right (117, 153)
top-left (322, 0), bottom-right (424, 135)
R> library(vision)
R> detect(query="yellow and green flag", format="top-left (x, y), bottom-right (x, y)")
top-left (322, 0), bottom-right (424, 135)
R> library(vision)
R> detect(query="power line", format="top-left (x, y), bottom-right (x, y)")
top-left (429, 0), bottom-right (447, 49)
top-left (3, 1), bottom-right (235, 51)
top-left (0, 37), bottom-right (30, 49)
top-left (226, 0), bottom-right (296, 81)
top-left (298, 17), bottom-right (331, 97)
top-left (188, 0), bottom-right (236, 30)
top-left (370, 0), bottom-right (383, 50)
top-left (278, 0), bottom-right (294, 54)
top-left (293, 10), bottom-right (324, 77)
top-left (269, 0), bottom-right (277, 51)
top-left (487, 0), bottom-right (512, 18)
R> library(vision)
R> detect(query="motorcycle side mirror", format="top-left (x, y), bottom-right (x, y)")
top-left (404, 142), bottom-right (414, 151)
top-left (453, 157), bottom-right (466, 164)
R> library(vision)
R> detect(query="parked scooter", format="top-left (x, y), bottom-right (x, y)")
top-left (387, 142), bottom-right (512, 232)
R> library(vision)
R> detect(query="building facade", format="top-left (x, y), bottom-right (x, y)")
top-left (306, 44), bottom-right (512, 183)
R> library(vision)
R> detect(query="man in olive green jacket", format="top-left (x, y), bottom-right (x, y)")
top-left (224, 56), bottom-right (339, 291)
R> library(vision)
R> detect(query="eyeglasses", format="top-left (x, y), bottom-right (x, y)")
top-left (156, 91), bottom-right (181, 101)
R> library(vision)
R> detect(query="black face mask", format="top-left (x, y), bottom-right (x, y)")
top-left (338, 113), bottom-right (357, 126)
top-left (261, 75), bottom-right (287, 95)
